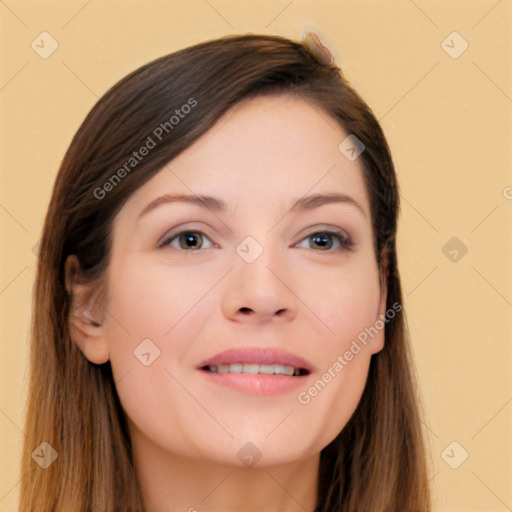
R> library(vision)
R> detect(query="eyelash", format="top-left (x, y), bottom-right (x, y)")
top-left (159, 228), bottom-right (354, 252)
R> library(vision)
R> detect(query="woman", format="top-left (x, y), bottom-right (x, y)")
top-left (20, 33), bottom-right (432, 511)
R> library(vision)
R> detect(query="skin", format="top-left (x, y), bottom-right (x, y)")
top-left (67, 94), bottom-right (388, 512)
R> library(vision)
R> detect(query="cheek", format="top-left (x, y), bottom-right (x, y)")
top-left (105, 259), bottom-right (205, 346)
top-left (102, 257), bottom-right (221, 388)
top-left (294, 259), bottom-right (381, 439)
top-left (100, 262), bottom-right (215, 453)
top-left (313, 261), bottom-right (381, 350)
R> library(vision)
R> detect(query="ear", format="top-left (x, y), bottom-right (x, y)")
top-left (64, 255), bottom-right (110, 365)
top-left (368, 254), bottom-right (389, 355)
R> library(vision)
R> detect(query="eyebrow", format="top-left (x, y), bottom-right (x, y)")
top-left (136, 192), bottom-right (367, 220)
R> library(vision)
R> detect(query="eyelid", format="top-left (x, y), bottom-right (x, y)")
top-left (300, 224), bottom-right (350, 239)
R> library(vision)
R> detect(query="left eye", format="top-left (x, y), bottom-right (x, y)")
top-left (160, 229), bottom-right (352, 252)
top-left (295, 230), bottom-right (353, 251)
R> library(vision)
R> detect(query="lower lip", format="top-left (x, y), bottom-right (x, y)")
top-left (199, 369), bottom-right (309, 396)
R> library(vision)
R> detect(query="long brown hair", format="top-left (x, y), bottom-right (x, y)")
top-left (20, 33), bottom-right (432, 511)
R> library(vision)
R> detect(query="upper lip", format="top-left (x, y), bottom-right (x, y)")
top-left (198, 347), bottom-right (314, 374)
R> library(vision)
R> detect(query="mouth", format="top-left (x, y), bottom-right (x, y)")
top-left (200, 363), bottom-right (310, 377)
top-left (196, 346), bottom-right (313, 396)
top-left (197, 346), bottom-right (314, 375)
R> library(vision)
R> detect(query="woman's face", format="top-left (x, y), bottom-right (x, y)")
top-left (91, 94), bottom-right (387, 467)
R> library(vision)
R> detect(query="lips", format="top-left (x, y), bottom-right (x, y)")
top-left (197, 346), bottom-right (314, 375)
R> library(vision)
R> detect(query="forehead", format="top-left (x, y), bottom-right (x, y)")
top-left (119, 94), bottom-right (370, 221)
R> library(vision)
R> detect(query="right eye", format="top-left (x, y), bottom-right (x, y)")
top-left (159, 230), bottom-right (215, 251)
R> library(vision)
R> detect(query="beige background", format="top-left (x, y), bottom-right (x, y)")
top-left (1, 1), bottom-right (511, 510)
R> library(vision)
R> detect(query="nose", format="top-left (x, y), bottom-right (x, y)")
top-left (221, 246), bottom-right (298, 324)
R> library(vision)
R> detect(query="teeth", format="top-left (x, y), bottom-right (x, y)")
top-left (206, 363), bottom-right (301, 376)
top-left (242, 364), bottom-right (259, 374)
top-left (228, 363), bottom-right (243, 373)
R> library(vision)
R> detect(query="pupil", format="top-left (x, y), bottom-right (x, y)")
top-left (181, 232), bottom-right (201, 249)
top-left (312, 233), bottom-right (331, 250)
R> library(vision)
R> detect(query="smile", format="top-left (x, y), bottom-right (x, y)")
top-left (202, 363), bottom-right (309, 376)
